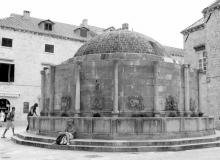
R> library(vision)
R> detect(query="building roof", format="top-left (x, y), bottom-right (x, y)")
top-left (0, 12), bottom-right (105, 42)
top-left (74, 30), bottom-right (167, 57)
top-left (181, 18), bottom-right (204, 35)
top-left (203, 0), bottom-right (220, 14)
top-left (181, 1), bottom-right (220, 35)
top-left (164, 46), bottom-right (185, 57)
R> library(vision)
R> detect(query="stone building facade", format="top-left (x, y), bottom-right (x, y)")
top-left (0, 11), bottom-right (104, 121)
top-left (182, 0), bottom-right (220, 121)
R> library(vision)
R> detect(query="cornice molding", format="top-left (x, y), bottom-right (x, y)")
top-left (203, 4), bottom-right (220, 15)
top-left (181, 24), bottom-right (205, 35)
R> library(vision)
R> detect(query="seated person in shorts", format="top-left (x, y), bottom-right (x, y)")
top-left (55, 120), bottom-right (76, 145)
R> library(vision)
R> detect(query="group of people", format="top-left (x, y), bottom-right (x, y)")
top-left (1, 103), bottom-right (38, 138)
top-left (0, 103), bottom-right (76, 145)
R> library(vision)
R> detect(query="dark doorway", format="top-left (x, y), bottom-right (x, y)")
top-left (93, 113), bottom-right (101, 117)
top-left (0, 99), bottom-right (10, 122)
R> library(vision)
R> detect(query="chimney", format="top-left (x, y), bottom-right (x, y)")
top-left (23, 10), bottom-right (30, 18)
top-left (81, 19), bottom-right (88, 26)
top-left (122, 23), bottom-right (129, 30)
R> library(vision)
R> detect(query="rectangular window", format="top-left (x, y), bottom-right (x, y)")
top-left (44, 23), bottom-right (52, 31)
top-left (45, 44), bottom-right (54, 53)
top-left (199, 59), bottom-right (203, 70)
top-left (194, 45), bottom-right (205, 52)
top-left (2, 38), bottom-right (13, 47)
top-left (0, 63), bottom-right (14, 82)
top-left (202, 51), bottom-right (208, 72)
top-left (194, 45), bottom-right (207, 72)
top-left (198, 51), bottom-right (207, 72)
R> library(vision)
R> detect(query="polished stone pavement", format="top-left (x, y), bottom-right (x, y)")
top-left (1, 123), bottom-right (220, 160)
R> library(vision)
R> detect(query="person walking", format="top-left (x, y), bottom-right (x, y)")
top-left (26, 103), bottom-right (38, 132)
top-left (1, 107), bottom-right (15, 138)
top-left (0, 110), bottom-right (5, 127)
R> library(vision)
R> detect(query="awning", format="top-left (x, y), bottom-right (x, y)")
top-left (0, 91), bottom-right (20, 98)
top-left (0, 107), bottom-right (7, 110)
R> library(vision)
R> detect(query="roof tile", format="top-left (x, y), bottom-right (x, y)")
top-left (164, 46), bottom-right (185, 57)
top-left (181, 18), bottom-right (204, 34)
top-left (0, 13), bottom-right (104, 41)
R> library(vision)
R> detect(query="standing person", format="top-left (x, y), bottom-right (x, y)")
top-left (26, 103), bottom-right (38, 132)
top-left (1, 107), bottom-right (15, 138)
top-left (0, 110), bottom-right (5, 127)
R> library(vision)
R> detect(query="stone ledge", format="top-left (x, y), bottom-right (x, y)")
top-left (29, 116), bottom-right (215, 140)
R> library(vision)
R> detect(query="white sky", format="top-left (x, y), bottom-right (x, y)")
top-left (0, 0), bottom-right (215, 48)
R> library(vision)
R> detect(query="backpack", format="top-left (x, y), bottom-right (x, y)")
top-left (56, 134), bottom-right (67, 145)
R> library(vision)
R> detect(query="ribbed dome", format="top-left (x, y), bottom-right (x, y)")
top-left (74, 30), bottom-right (166, 57)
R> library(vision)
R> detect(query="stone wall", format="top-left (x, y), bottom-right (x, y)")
top-left (119, 61), bottom-right (154, 114)
top-left (206, 9), bottom-right (220, 120)
top-left (80, 60), bottom-right (114, 114)
top-left (183, 29), bottom-right (206, 69)
top-left (29, 116), bottom-right (215, 140)
top-left (54, 64), bottom-right (76, 115)
top-left (41, 54), bottom-right (200, 117)
top-left (158, 62), bottom-right (183, 112)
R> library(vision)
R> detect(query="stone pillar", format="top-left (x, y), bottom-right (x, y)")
top-left (153, 61), bottom-right (160, 117)
top-left (74, 63), bottom-right (81, 117)
top-left (184, 64), bottom-right (190, 115)
top-left (197, 70), bottom-right (203, 113)
top-left (49, 66), bottom-right (55, 116)
top-left (113, 60), bottom-right (119, 116)
top-left (40, 70), bottom-right (46, 116)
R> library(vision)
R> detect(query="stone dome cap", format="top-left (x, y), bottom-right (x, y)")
top-left (74, 30), bottom-right (166, 57)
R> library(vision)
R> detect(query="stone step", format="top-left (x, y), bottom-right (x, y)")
top-left (71, 137), bottom-right (220, 146)
top-left (15, 132), bottom-right (220, 147)
top-left (16, 133), bottom-right (55, 144)
top-left (11, 134), bottom-right (220, 152)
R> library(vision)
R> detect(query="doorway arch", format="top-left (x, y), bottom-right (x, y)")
top-left (0, 98), bottom-right (10, 122)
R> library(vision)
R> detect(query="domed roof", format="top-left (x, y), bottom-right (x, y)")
top-left (74, 30), bottom-right (166, 57)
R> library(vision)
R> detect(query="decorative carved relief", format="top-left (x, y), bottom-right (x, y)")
top-left (61, 96), bottom-right (71, 111)
top-left (127, 96), bottom-right (144, 111)
top-left (165, 95), bottom-right (178, 111)
top-left (190, 98), bottom-right (197, 112)
top-left (91, 80), bottom-right (105, 110)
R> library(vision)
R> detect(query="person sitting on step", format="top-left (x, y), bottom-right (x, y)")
top-left (55, 119), bottom-right (76, 145)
